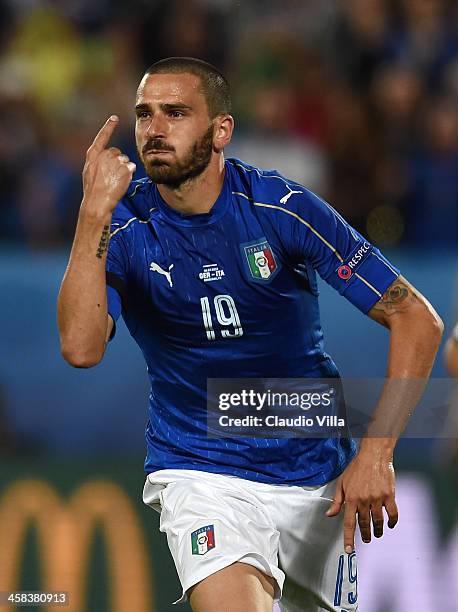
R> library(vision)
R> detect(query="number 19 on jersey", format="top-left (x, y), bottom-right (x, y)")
top-left (200, 295), bottom-right (243, 340)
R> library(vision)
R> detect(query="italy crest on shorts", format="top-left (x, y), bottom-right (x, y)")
top-left (191, 525), bottom-right (216, 555)
top-left (241, 237), bottom-right (279, 283)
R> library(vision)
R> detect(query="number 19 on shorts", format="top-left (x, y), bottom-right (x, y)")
top-left (334, 552), bottom-right (357, 608)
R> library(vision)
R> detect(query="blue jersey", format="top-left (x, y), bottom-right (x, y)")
top-left (106, 158), bottom-right (399, 485)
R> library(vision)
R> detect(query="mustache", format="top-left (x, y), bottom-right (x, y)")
top-left (142, 140), bottom-right (175, 154)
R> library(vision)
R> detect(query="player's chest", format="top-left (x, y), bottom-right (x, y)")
top-left (129, 220), bottom-right (292, 340)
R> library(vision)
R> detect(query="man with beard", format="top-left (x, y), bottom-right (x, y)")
top-left (58, 58), bottom-right (443, 612)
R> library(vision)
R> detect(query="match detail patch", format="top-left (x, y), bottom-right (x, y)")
top-left (191, 525), bottom-right (216, 555)
top-left (240, 237), bottom-right (280, 283)
top-left (336, 241), bottom-right (372, 281)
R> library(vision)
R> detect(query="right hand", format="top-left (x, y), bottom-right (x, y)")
top-left (82, 115), bottom-right (136, 214)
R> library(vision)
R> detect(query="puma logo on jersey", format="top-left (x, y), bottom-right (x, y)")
top-left (280, 185), bottom-right (302, 205)
top-left (149, 261), bottom-right (174, 287)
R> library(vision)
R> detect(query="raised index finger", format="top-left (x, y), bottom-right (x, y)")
top-left (88, 115), bottom-right (119, 156)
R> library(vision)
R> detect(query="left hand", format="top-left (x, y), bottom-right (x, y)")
top-left (325, 447), bottom-right (399, 553)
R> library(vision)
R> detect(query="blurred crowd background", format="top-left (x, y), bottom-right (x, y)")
top-left (0, 0), bottom-right (458, 249)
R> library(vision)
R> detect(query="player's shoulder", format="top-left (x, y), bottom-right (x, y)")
top-left (110, 177), bottom-right (155, 234)
top-left (227, 157), bottom-right (328, 218)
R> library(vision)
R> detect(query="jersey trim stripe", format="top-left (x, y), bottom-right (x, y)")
top-left (371, 250), bottom-right (399, 277)
top-left (354, 273), bottom-right (382, 297)
top-left (233, 190), bottom-right (383, 298)
top-left (232, 161), bottom-right (299, 186)
top-left (230, 160), bottom-right (360, 241)
top-left (232, 191), bottom-right (344, 263)
top-left (129, 182), bottom-right (144, 198)
top-left (110, 207), bottom-right (156, 238)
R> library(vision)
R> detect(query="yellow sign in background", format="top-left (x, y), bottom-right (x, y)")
top-left (0, 480), bottom-right (153, 612)
top-left (0, 462), bottom-right (190, 612)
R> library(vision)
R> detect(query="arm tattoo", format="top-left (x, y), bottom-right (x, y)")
top-left (96, 225), bottom-right (110, 259)
top-left (373, 277), bottom-right (418, 315)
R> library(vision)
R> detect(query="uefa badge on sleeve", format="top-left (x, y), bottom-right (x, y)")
top-left (191, 525), bottom-right (216, 555)
top-left (337, 264), bottom-right (352, 280)
top-left (241, 237), bottom-right (279, 283)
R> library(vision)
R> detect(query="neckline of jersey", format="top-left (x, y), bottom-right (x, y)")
top-left (153, 164), bottom-right (231, 227)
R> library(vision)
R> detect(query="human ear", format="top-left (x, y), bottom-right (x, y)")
top-left (213, 115), bottom-right (234, 152)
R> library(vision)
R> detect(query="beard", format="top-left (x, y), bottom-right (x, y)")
top-left (139, 123), bottom-right (214, 188)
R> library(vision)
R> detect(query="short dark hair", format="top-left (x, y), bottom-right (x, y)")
top-left (144, 57), bottom-right (231, 119)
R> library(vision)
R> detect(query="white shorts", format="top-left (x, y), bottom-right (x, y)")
top-left (143, 469), bottom-right (358, 611)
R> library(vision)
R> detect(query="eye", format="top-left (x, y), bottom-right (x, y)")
top-left (169, 110), bottom-right (184, 118)
top-left (136, 111), bottom-right (150, 120)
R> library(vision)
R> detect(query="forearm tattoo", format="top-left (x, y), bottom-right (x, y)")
top-left (96, 225), bottom-right (110, 259)
top-left (373, 276), bottom-right (418, 315)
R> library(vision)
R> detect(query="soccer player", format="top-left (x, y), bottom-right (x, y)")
top-left (57, 58), bottom-right (443, 611)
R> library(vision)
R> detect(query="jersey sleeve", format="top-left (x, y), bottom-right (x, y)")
top-left (285, 188), bottom-right (400, 313)
top-left (105, 230), bottom-right (128, 340)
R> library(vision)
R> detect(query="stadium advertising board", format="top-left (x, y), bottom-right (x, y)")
top-left (0, 479), bottom-right (153, 612)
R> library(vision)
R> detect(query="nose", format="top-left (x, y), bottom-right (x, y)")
top-left (146, 112), bottom-right (168, 138)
